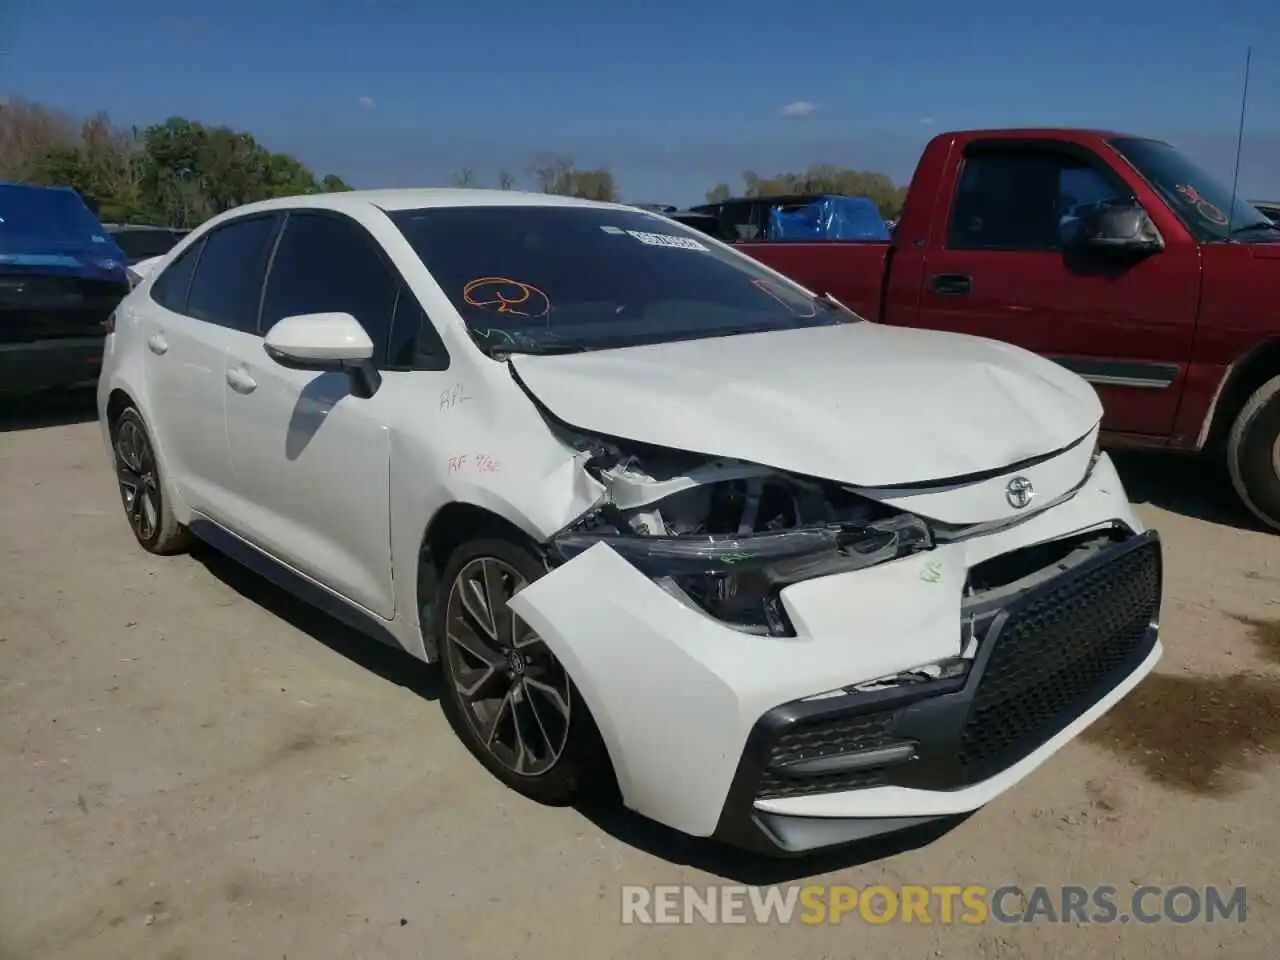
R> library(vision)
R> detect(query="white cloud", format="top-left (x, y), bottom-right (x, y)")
top-left (780, 101), bottom-right (816, 118)
top-left (919, 117), bottom-right (936, 124)
top-left (358, 96), bottom-right (376, 110)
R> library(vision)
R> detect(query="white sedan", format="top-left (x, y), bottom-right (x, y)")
top-left (97, 189), bottom-right (1163, 856)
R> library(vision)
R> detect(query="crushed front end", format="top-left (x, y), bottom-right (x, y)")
top-left (505, 428), bottom-right (1163, 856)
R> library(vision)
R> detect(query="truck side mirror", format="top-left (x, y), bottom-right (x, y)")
top-left (1067, 202), bottom-right (1165, 257)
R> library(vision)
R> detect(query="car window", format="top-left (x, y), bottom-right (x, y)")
top-left (260, 212), bottom-right (397, 366)
top-left (185, 215), bottom-right (280, 332)
top-left (389, 204), bottom-right (852, 357)
top-left (150, 238), bottom-right (204, 314)
top-left (387, 284), bottom-right (449, 371)
top-left (947, 148), bottom-right (1130, 251)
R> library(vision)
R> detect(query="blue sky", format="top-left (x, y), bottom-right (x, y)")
top-left (4, 0), bottom-right (1280, 204)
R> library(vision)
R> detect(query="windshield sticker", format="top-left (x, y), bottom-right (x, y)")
top-left (599, 225), bottom-right (626, 235)
top-left (751, 279), bottom-right (817, 318)
top-left (625, 229), bottom-right (708, 251)
top-left (462, 277), bottom-right (551, 319)
top-left (1174, 184), bottom-right (1229, 225)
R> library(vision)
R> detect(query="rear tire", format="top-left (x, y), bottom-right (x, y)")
top-left (433, 536), bottom-right (611, 805)
top-left (110, 406), bottom-right (191, 555)
top-left (1226, 373), bottom-right (1280, 532)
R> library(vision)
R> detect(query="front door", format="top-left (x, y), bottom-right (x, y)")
top-left (902, 141), bottom-right (1201, 438)
top-left (221, 210), bottom-right (397, 619)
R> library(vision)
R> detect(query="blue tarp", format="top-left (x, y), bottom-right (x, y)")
top-left (0, 182), bottom-right (128, 280)
top-left (765, 195), bottom-right (890, 242)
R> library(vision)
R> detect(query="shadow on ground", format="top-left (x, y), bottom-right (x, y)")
top-left (578, 802), bottom-right (973, 884)
top-left (1082, 667), bottom-right (1280, 797)
top-left (1109, 449), bottom-right (1263, 532)
top-left (0, 388), bottom-right (98, 433)
top-left (190, 542), bottom-right (441, 702)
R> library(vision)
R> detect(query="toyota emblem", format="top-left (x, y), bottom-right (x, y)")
top-left (1006, 476), bottom-right (1034, 509)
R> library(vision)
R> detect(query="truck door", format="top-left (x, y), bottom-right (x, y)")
top-left (901, 139), bottom-right (1200, 439)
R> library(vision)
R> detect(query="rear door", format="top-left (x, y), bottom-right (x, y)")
top-left (143, 214), bottom-right (282, 521)
top-left (900, 140), bottom-right (1201, 438)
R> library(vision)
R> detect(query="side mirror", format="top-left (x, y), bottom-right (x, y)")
top-left (1067, 203), bottom-right (1165, 257)
top-left (262, 312), bottom-right (382, 398)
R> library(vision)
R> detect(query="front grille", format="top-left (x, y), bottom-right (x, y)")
top-left (957, 536), bottom-right (1161, 782)
top-left (756, 710), bottom-right (900, 799)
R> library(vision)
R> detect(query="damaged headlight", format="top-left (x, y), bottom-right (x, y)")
top-left (549, 513), bottom-right (932, 637)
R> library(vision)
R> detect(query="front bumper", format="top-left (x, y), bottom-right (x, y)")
top-left (713, 529), bottom-right (1162, 855)
top-left (506, 454), bottom-right (1162, 855)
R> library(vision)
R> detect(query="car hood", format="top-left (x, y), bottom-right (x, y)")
top-left (508, 323), bottom-right (1102, 488)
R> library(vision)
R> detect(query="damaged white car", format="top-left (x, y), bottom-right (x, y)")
top-left (98, 189), bottom-right (1163, 856)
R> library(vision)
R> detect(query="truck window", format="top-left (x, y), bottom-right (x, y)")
top-left (947, 148), bottom-right (1129, 251)
top-left (720, 201), bottom-right (761, 241)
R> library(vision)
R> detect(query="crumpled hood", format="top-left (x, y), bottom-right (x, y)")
top-left (509, 323), bottom-right (1102, 488)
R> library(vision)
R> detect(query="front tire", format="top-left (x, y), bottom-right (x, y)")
top-left (433, 537), bottom-right (608, 805)
top-left (110, 406), bottom-right (191, 555)
top-left (1227, 373), bottom-right (1280, 532)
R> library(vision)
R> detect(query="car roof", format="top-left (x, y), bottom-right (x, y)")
top-left (216, 188), bottom-right (638, 220)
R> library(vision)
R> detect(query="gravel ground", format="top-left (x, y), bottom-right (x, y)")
top-left (2, 392), bottom-right (1278, 959)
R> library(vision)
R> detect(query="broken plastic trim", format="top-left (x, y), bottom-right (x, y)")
top-left (548, 512), bottom-right (933, 637)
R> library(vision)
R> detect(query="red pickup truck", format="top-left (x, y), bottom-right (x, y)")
top-left (692, 129), bottom-right (1280, 531)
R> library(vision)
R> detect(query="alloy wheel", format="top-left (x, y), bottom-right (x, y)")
top-left (444, 557), bottom-right (572, 776)
top-left (115, 418), bottom-right (160, 542)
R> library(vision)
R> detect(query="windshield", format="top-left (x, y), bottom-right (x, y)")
top-left (389, 205), bottom-right (855, 356)
top-left (0, 184), bottom-right (123, 256)
top-left (1107, 138), bottom-right (1277, 241)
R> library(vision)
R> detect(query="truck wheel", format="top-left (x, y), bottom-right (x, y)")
top-left (1226, 374), bottom-right (1280, 532)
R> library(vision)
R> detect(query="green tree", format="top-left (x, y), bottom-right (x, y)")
top-left (4, 100), bottom-right (357, 228)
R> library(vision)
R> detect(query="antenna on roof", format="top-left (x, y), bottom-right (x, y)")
top-left (1227, 45), bottom-right (1253, 235)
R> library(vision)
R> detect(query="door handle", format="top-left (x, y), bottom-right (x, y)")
top-left (226, 367), bottom-right (257, 394)
top-left (146, 333), bottom-right (168, 355)
top-left (927, 273), bottom-right (972, 296)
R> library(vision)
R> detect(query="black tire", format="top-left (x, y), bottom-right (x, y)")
top-left (1227, 373), bottom-right (1280, 532)
top-left (110, 406), bottom-right (191, 555)
top-left (433, 536), bottom-right (612, 805)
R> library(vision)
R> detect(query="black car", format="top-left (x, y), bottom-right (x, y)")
top-left (1251, 201), bottom-right (1280, 224)
top-left (102, 223), bottom-right (190, 265)
top-left (0, 183), bottom-right (132, 395)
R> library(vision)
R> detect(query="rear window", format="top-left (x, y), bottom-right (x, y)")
top-left (0, 184), bottom-right (121, 256)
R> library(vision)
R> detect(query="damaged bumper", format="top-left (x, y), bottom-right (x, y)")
top-left (506, 454), bottom-right (1162, 856)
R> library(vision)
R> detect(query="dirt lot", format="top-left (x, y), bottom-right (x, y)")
top-left (2, 393), bottom-right (1278, 960)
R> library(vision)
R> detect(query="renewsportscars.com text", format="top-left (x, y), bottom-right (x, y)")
top-left (620, 884), bottom-right (1247, 925)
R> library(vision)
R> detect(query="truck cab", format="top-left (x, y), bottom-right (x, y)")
top-left (730, 130), bottom-right (1280, 531)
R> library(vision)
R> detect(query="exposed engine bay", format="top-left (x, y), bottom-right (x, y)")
top-left (571, 443), bottom-right (900, 538)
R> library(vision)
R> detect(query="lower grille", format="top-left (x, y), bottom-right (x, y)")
top-left (957, 536), bottom-right (1161, 782)
top-left (756, 710), bottom-right (899, 799)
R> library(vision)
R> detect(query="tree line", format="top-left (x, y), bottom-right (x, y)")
top-left (0, 98), bottom-right (353, 227)
top-left (1, 98), bottom-right (907, 227)
top-left (705, 165), bottom-right (908, 218)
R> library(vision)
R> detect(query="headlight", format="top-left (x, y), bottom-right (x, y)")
top-left (549, 513), bottom-right (933, 636)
